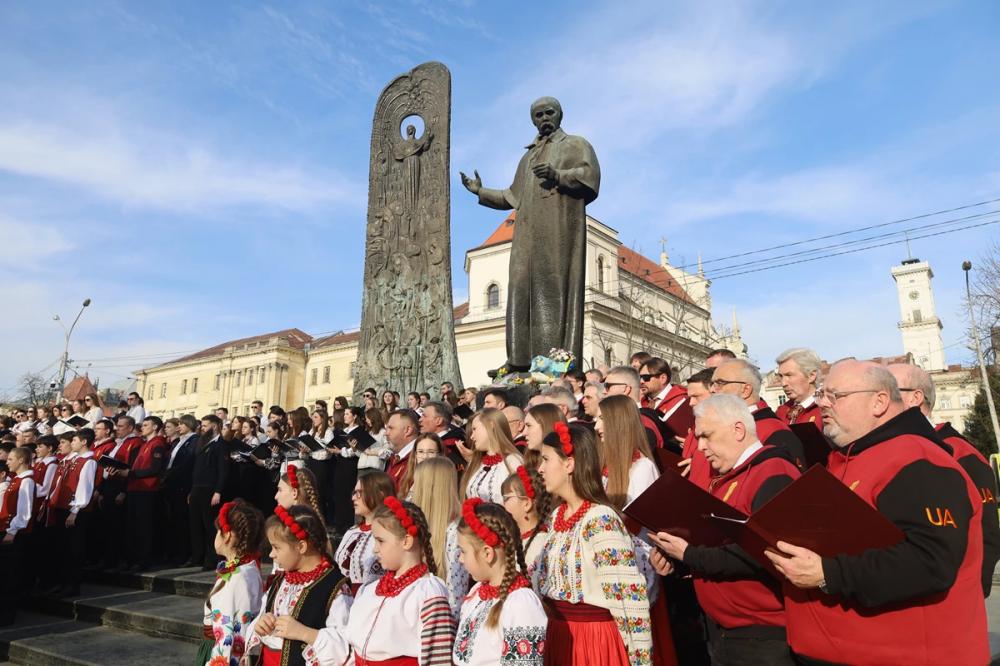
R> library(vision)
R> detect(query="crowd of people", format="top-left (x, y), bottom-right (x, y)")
top-left (0, 346), bottom-right (997, 665)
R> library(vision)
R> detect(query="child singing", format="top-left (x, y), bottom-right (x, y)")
top-left (453, 498), bottom-right (547, 665)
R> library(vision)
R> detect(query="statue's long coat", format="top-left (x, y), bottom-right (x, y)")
top-left (478, 128), bottom-right (600, 367)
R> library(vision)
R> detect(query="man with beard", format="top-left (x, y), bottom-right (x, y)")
top-left (189, 415), bottom-right (229, 570)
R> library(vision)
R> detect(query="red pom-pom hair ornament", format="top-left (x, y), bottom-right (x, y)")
top-left (553, 422), bottom-right (573, 456)
top-left (218, 501), bottom-right (236, 534)
top-left (384, 496), bottom-right (419, 537)
top-left (516, 466), bottom-right (535, 500)
top-left (274, 505), bottom-right (309, 541)
top-left (462, 498), bottom-right (500, 547)
top-left (287, 467), bottom-right (300, 490)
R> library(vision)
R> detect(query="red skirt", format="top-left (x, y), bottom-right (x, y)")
top-left (261, 646), bottom-right (282, 666)
top-left (543, 599), bottom-right (630, 666)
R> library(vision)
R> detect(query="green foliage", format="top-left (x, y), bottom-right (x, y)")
top-left (963, 369), bottom-right (1000, 458)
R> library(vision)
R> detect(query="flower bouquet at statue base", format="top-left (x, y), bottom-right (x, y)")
top-left (493, 348), bottom-right (575, 386)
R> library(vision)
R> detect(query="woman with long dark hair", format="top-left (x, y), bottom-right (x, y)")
top-left (535, 423), bottom-right (653, 665)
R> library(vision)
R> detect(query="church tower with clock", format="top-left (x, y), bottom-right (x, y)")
top-left (891, 257), bottom-right (946, 371)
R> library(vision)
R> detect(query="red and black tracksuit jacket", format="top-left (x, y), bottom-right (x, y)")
top-left (936, 421), bottom-right (1000, 597)
top-left (684, 445), bottom-right (800, 632)
top-left (785, 407), bottom-right (988, 665)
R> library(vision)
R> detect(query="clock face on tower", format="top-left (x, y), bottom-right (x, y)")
top-left (909, 290), bottom-right (920, 301)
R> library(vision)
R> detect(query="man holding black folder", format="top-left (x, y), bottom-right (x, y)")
top-left (649, 394), bottom-right (800, 665)
top-left (764, 360), bottom-right (988, 665)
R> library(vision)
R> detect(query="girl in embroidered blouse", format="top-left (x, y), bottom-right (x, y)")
top-left (199, 499), bottom-right (264, 666)
top-left (460, 408), bottom-right (522, 503)
top-left (243, 505), bottom-right (347, 666)
top-left (274, 467), bottom-right (324, 519)
top-left (453, 499), bottom-right (547, 666)
top-left (501, 465), bottom-right (555, 581)
top-left (535, 423), bottom-right (653, 666)
top-left (410, 456), bottom-right (469, 618)
top-left (345, 498), bottom-right (455, 666)
top-left (335, 471), bottom-right (396, 590)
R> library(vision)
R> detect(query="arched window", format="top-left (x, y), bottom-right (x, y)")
top-left (486, 283), bottom-right (500, 310)
top-left (597, 256), bottom-right (605, 292)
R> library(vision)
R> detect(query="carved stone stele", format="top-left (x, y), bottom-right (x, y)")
top-left (354, 62), bottom-right (461, 400)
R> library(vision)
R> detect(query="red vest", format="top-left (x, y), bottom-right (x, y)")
top-left (48, 454), bottom-right (96, 513)
top-left (693, 447), bottom-right (799, 629)
top-left (776, 399), bottom-right (823, 430)
top-left (0, 474), bottom-right (34, 533)
top-left (31, 458), bottom-right (57, 517)
top-left (127, 435), bottom-right (167, 492)
top-left (785, 427), bottom-right (988, 665)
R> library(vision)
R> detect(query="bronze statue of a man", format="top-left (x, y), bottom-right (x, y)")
top-left (461, 97), bottom-right (600, 373)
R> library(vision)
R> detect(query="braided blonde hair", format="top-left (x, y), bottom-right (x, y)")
top-left (458, 501), bottom-right (526, 628)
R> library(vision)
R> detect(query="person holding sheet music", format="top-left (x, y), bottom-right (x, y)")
top-left (764, 360), bottom-right (988, 665)
top-left (190, 414), bottom-right (230, 570)
top-left (648, 394), bottom-right (799, 665)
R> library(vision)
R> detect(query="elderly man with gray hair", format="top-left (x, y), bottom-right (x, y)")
top-left (888, 363), bottom-right (1000, 597)
top-left (764, 359), bottom-right (988, 665)
top-left (539, 385), bottom-right (587, 426)
top-left (774, 347), bottom-right (823, 429)
top-left (649, 393), bottom-right (800, 665)
top-left (711, 358), bottom-right (805, 467)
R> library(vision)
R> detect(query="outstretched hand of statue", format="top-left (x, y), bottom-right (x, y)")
top-left (460, 170), bottom-right (482, 195)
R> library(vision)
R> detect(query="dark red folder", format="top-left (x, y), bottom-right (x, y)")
top-left (652, 448), bottom-right (686, 476)
top-left (790, 423), bottom-right (833, 468)
top-left (624, 471), bottom-right (746, 546)
top-left (659, 402), bottom-right (695, 440)
top-left (733, 465), bottom-right (905, 568)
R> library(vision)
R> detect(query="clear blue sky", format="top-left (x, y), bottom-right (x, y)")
top-left (2, 1), bottom-right (999, 393)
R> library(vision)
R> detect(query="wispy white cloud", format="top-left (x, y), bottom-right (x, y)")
top-left (0, 214), bottom-right (73, 268)
top-left (0, 116), bottom-right (362, 212)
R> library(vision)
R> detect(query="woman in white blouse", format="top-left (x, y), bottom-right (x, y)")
top-left (460, 408), bottom-right (522, 504)
top-left (594, 395), bottom-right (660, 507)
top-left (83, 393), bottom-right (105, 427)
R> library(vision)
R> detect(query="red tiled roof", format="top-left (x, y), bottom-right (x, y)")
top-left (474, 212), bottom-right (516, 249)
top-left (453, 302), bottom-right (470, 319)
top-left (63, 375), bottom-right (99, 402)
top-left (313, 331), bottom-right (361, 349)
top-left (164, 328), bottom-right (313, 366)
top-left (617, 246), bottom-right (694, 303)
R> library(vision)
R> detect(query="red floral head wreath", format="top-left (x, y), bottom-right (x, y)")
top-left (461, 498), bottom-right (500, 547)
top-left (286, 467), bottom-right (300, 490)
top-left (553, 422), bottom-right (573, 457)
top-left (274, 505), bottom-right (308, 542)
top-left (384, 496), bottom-right (419, 537)
top-left (218, 501), bottom-right (236, 535)
top-left (516, 466), bottom-right (535, 500)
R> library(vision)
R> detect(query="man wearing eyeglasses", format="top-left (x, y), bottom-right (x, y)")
top-left (888, 362), bottom-right (1000, 597)
top-left (605, 365), bottom-right (666, 451)
top-left (710, 359), bottom-right (804, 467)
top-left (639, 357), bottom-right (694, 443)
top-left (764, 359), bottom-right (988, 665)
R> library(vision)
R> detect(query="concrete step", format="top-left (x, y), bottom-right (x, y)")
top-left (0, 610), bottom-right (198, 666)
top-left (81, 562), bottom-right (274, 599)
top-left (23, 583), bottom-right (205, 644)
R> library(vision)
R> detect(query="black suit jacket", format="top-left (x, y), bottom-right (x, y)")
top-left (162, 434), bottom-right (197, 494)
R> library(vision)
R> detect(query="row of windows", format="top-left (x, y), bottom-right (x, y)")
top-left (310, 366), bottom-right (332, 385)
top-left (148, 365), bottom-right (271, 400)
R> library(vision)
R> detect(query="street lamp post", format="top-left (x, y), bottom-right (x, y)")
top-left (54, 298), bottom-right (91, 401)
top-left (963, 262), bottom-right (1000, 453)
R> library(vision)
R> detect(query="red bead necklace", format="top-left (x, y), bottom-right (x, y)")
top-left (553, 501), bottom-right (592, 532)
top-left (358, 521), bottom-right (372, 532)
top-left (478, 574), bottom-right (531, 600)
top-left (481, 453), bottom-right (503, 467)
top-left (376, 563), bottom-right (428, 597)
top-left (215, 552), bottom-right (260, 581)
top-left (284, 557), bottom-right (332, 585)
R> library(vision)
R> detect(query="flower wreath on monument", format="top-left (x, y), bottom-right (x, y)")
top-left (495, 348), bottom-right (575, 386)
